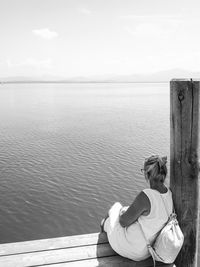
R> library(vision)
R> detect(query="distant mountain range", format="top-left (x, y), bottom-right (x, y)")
top-left (1, 69), bottom-right (200, 83)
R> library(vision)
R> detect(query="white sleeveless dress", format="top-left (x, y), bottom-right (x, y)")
top-left (104, 188), bottom-right (173, 261)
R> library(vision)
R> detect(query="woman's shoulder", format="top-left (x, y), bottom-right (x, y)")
top-left (142, 188), bottom-right (156, 196)
top-left (143, 185), bottom-right (170, 195)
top-left (142, 188), bottom-right (152, 193)
top-left (142, 187), bottom-right (167, 201)
top-left (141, 189), bottom-right (156, 205)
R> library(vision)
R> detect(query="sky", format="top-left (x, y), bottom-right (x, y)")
top-left (1, 0), bottom-right (200, 78)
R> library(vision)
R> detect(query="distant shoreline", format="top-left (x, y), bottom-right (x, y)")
top-left (0, 81), bottom-right (168, 84)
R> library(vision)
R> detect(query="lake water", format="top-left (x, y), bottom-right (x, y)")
top-left (0, 82), bottom-right (170, 243)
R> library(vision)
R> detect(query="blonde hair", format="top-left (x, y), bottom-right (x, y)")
top-left (143, 155), bottom-right (167, 183)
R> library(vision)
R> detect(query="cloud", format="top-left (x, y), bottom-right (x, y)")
top-left (6, 58), bottom-right (53, 69)
top-left (121, 14), bottom-right (182, 37)
top-left (123, 15), bottom-right (182, 39)
top-left (119, 14), bottom-right (182, 23)
top-left (125, 23), bottom-right (164, 36)
top-left (6, 59), bottom-right (13, 68)
top-left (79, 8), bottom-right (91, 15)
top-left (32, 28), bottom-right (58, 40)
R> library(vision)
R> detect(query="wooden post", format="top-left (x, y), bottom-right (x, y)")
top-left (170, 79), bottom-right (200, 267)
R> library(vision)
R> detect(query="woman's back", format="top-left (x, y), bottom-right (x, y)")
top-left (138, 188), bottom-right (173, 242)
top-left (122, 187), bottom-right (173, 259)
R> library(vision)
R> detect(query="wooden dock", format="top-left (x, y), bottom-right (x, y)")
top-left (0, 232), bottom-right (175, 267)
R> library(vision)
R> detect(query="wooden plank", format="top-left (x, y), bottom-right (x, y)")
top-left (0, 232), bottom-right (176, 267)
top-left (170, 79), bottom-right (200, 267)
top-left (35, 255), bottom-right (153, 267)
top-left (0, 243), bottom-right (116, 267)
top-left (37, 256), bottom-right (175, 267)
top-left (0, 232), bottom-right (108, 256)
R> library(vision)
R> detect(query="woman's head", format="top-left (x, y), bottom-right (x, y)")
top-left (143, 155), bottom-right (167, 184)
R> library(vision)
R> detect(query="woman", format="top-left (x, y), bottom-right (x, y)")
top-left (101, 155), bottom-right (173, 261)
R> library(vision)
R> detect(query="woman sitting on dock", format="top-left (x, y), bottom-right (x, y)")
top-left (101, 155), bottom-right (173, 261)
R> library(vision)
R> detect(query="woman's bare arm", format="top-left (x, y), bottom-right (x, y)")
top-left (119, 191), bottom-right (151, 227)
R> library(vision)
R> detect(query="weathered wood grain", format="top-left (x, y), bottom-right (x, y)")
top-left (0, 232), bottom-right (108, 256)
top-left (0, 243), bottom-right (116, 267)
top-left (36, 256), bottom-right (173, 267)
top-left (170, 79), bottom-right (200, 267)
top-left (0, 232), bottom-right (174, 267)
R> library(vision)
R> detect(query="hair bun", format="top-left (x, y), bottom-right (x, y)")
top-left (143, 155), bottom-right (167, 182)
top-left (158, 156), bottom-right (167, 168)
top-left (144, 155), bottom-right (167, 172)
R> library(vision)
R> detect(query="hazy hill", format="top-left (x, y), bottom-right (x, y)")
top-left (1, 69), bottom-right (200, 83)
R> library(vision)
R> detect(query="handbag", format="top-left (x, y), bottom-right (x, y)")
top-left (139, 194), bottom-right (184, 266)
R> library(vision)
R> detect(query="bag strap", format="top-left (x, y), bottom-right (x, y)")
top-left (138, 221), bottom-right (156, 267)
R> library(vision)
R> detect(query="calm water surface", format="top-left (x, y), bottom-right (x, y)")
top-left (0, 83), bottom-right (170, 243)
